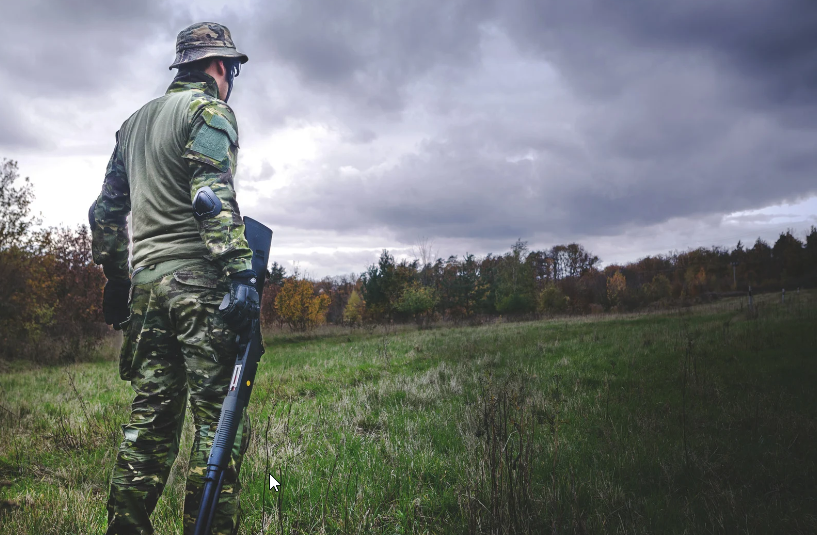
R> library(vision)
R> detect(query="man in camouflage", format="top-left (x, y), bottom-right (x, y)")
top-left (90, 22), bottom-right (259, 535)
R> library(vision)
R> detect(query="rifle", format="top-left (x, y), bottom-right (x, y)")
top-left (193, 216), bottom-right (273, 535)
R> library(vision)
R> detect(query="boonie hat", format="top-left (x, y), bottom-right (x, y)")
top-left (169, 22), bottom-right (248, 69)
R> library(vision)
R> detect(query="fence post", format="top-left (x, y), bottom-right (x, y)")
top-left (748, 286), bottom-right (753, 314)
top-left (782, 288), bottom-right (785, 305)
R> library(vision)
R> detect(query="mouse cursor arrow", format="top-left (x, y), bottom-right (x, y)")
top-left (269, 474), bottom-right (280, 492)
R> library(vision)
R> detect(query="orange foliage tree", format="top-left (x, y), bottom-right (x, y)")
top-left (606, 270), bottom-right (627, 308)
top-left (275, 277), bottom-right (331, 331)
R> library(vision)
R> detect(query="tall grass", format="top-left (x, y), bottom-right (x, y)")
top-left (1, 292), bottom-right (815, 533)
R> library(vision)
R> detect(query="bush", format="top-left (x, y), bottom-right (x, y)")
top-left (647, 274), bottom-right (672, 303)
top-left (0, 225), bottom-right (107, 361)
top-left (537, 284), bottom-right (569, 314)
top-left (395, 283), bottom-right (438, 324)
top-left (495, 293), bottom-right (536, 315)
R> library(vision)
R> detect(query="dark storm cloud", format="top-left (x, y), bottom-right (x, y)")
top-left (244, 0), bottom-right (817, 246)
top-left (257, 110), bottom-right (817, 244)
top-left (499, 0), bottom-right (817, 106)
top-left (245, 0), bottom-right (495, 112)
top-left (1, 0), bottom-right (178, 96)
top-left (241, 0), bottom-right (817, 114)
top-left (5, 0), bottom-right (817, 263)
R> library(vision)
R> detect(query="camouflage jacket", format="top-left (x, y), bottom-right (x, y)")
top-left (91, 70), bottom-right (252, 281)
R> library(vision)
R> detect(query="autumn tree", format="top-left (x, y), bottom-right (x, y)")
top-left (43, 225), bottom-right (107, 358)
top-left (318, 274), bottom-right (359, 324)
top-left (260, 262), bottom-right (286, 328)
top-left (0, 160), bottom-right (53, 356)
top-left (275, 277), bottom-right (331, 331)
top-left (684, 266), bottom-right (708, 297)
top-left (0, 245), bottom-right (56, 355)
top-left (606, 270), bottom-right (627, 308)
top-left (343, 289), bottom-right (366, 326)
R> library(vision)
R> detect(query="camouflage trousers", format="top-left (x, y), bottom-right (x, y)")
top-left (106, 263), bottom-right (250, 535)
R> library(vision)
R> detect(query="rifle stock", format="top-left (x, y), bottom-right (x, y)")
top-left (193, 216), bottom-right (272, 535)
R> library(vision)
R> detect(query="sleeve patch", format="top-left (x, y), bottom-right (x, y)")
top-left (204, 112), bottom-right (238, 146)
top-left (189, 123), bottom-right (232, 167)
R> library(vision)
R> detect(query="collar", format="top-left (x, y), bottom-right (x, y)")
top-left (166, 70), bottom-right (220, 98)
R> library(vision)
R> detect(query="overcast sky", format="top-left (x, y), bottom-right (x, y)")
top-left (3, 0), bottom-right (816, 277)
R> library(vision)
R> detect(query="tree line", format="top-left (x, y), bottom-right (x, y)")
top-left (264, 228), bottom-right (817, 330)
top-left (2, 158), bottom-right (816, 354)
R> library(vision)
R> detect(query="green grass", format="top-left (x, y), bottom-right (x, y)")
top-left (1, 291), bottom-right (816, 534)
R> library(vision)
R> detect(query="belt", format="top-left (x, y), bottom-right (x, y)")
top-left (131, 258), bottom-right (216, 285)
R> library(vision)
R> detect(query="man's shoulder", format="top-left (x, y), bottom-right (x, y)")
top-left (121, 93), bottom-right (177, 133)
top-left (188, 92), bottom-right (238, 132)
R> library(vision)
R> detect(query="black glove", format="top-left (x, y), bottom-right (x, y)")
top-left (103, 279), bottom-right (130, 330)
top-left (219, 270), bottom-right (260, 332)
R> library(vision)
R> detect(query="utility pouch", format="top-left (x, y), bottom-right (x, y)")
top-left (117, 315), bottom-right (135, 381)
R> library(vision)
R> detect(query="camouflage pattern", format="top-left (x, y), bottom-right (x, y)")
top-left (92, 46), bottom-right (256, 534)
top-left (92, 135), bottom-right (130, 281)
top-left (106, 266), bottom-right (250, 535)
top-left (169, 22), bottom-right (248, 70)
top-left (176, 73), bottom-right (253, 276)
top-left (91, 71), bottom-right (253, 277)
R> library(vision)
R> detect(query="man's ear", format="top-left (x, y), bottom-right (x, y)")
top-left (214, 59), bottom-right (226, 77)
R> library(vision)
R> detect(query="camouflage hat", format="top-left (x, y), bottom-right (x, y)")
top-left (169, 22), bottom-right (248, 70)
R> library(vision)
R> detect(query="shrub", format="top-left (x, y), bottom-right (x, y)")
top-left (648, 274), bottom-right (672, 303)
top-left (537, 284), bottom-right (569, 314)
top-left (395, 283), bottom-right (438, 324)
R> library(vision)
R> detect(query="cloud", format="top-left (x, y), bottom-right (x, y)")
top-left (245, 0), bottom-right (495, 113)
top-left (498, 1), bottom-right (817, 106)
top-left (240, 0), bottom-right (817, 251)
top-left (4, 0), bottom-right (817, 277)
top-left (1, 1), bottom-right (179, 97)
top-left (0, 103), bottom-right (48, 150)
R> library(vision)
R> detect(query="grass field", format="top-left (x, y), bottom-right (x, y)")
top-left (1, 291), bottom-right (815, 534)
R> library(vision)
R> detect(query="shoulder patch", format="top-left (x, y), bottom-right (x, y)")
top-left (189, 124), bottom-right (233, 171)
top-left (185, 99), bottom-right (239, 172)
top-left (203, 112), bottom-right (238, 146)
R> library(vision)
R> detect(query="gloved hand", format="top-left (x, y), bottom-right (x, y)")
top-left (219, 269), bottom-right (260, 332)
top-left (103, 279), bottom-right (130, 330)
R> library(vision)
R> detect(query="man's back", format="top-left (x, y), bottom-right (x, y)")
top-left (93, 69), bottom-right (250, 282)
top-left (120, 89), bottom-right (210, 269)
